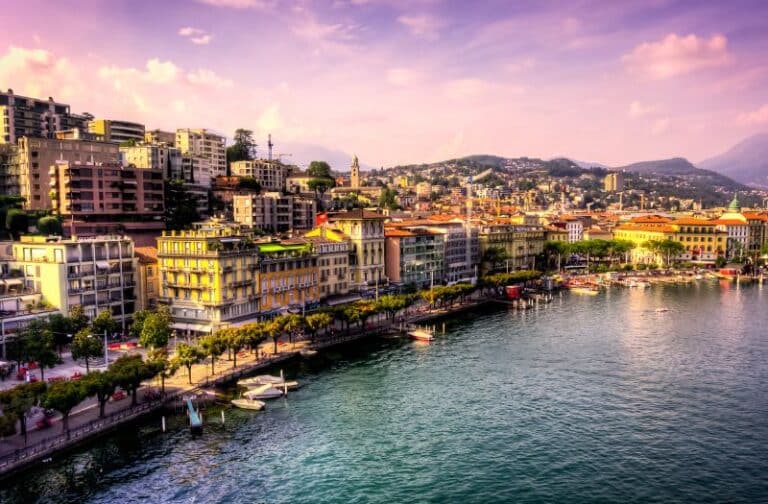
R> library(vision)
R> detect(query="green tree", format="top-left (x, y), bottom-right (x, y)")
top-left (171, 343), bottom-right (203, 384)
top-left (44, 380), bottom-right (87, 438)
top-left (147, 348), bottom-right (177, 395)
top-left (227, 128), bottom-right (257, 165)
top-left (307, 160), bottom-right (332, 179)
top-left (37, 215), bottom-right (62, 235)
top-left (304, 312), bottom-right (333, 342)
top-left (92, 310), bottom-right (119, 338)
top-left (199, 333), bottom-right (226, 375)
top-left (129, 309), bottom-right (150, 340)
top-left (70, 328), bottom-right (103, 373)
top-left (164, 179), bottom-right (201, 230)
top-left (0, 381), bottom-right (47, 443)
top-left (223, 328), bottom-right (249, 368)
top-left (110, 355), bottom-right (154, 406)
top-left (237, 176), bottom-right (261, 192)
top-left (47, 313), bottom-right (74, 355)
top-left (80, 370), bottom-right (117, 418)
top-left (266, 316), bottom-right (287, 354)
top-left (378, 187), bottom-right (399, 210)
top-left (23, 320), bottom-right (59, 381)
top-left (139, 309), bottom-right (172, 350)
top-left (283, 314), bottom-right (305, 346)
top-left (543, 240), bottom-right (569, 271)
top-left (5, 208), bottom-right (28, 239)
top-left (482, 246), bottom-right (509, 273)
top-left (376, 294), bottom-right (408, 323)
top-left (69, 305), bottom-right (89, 334)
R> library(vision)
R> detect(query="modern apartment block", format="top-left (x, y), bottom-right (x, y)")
top-left (88, 119), bottom-right (146, 144)
top-left (384, 227), bottom-right (445, 287)
top-left (48, 161), bottom-right (165, 236)
top-left (156, 220), bottom-right (260, 335)
top-left (232, 193), bottom-right (316, 232)
top-left (144, 129), bottom-right (176, 146)
top-left (176, 128), bottom-right (226, 177)
top-left (603, 171), bottom-right (625, 192)
top-left (11, 235), bottom-right (137, 330)
top-left (0, 144), bottom-right (19, 196)
top-left (0, 90), bottom-right (88, 144)
top-left (230, 159), bottom-right (290, 191)
top-left (328, 209), bottom-right (387, 290)
top-left (120, 142), bottom-right (182, 178)
top-left (16, 136), bottom-right (120, 210)
top-left (478, 222), bottom-right (546, 272)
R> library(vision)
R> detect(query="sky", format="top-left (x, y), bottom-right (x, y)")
top-left (2, 0), bottom-right (768, 169)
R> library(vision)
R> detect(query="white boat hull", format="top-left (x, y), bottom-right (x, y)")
top-left (231, 398), bottom-right (266, 411)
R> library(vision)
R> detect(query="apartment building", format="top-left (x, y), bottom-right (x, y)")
top-left (230, 159), bottom-right (291, 191)
top-left (135, 246), bottom-right (160, 310)
top-left (12, 235), bottom-right (137, 331)
top-left (328, 209), bottom-right (387, 290)
top-left (88, 119), bottom-right (146, 144)
top-left (48, 161), bottom-right (165, 236)
top-left (0, 144), bottom-right (19, 196)
top-left (384, 227), bottom-right (445, 287)
top-left (176, 128), bottom-right (226, 177)
top-left (156, 220), bottom-right (260, 335)
top-left (120, 142), bottom-right (182, 178)
top-left (0, 90), bottom-right (88, 144)
top-left (257, 242), bottom-right (319, 315)
top-left (478, 222), bottom-right (546, 272)
top-left (233, 193), bottom-right (316, 232)
top-left (300, 227), bottom-right (352, 297)
top-left (603, 172), bottom-right (625, 192)
top-left (16, 136), bottom-right (120, 210)
top-left (144, 129), bottom-right (176, 146)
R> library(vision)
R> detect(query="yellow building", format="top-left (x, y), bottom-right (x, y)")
top-left (157, 219), bottom-right (259, 335)
top-left (478, 221), bottom-right (545, 273)
top-left (302, 227), bottom-right (352, 298)
top-left (613, 217), bottom-right (726, 264)
top-left (328, 209), bottom-right (387, 290)
top-left (257, 242), bottom-right (319, 315)
top-left (613, 223), bottom-right (675, 264)
top-left (87, 118), bottom-right (145, 144)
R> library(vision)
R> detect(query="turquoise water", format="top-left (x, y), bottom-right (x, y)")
top-left (3, 282), bottom-right (768, 503)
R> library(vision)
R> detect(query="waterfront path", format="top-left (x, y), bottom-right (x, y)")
top-left (0, 296), bottom-right (491, 477)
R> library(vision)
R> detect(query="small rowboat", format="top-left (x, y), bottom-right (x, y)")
top-left (231, 398), bottom-right (266, 411)
top-left (408, 328), bottom-right (435, 342)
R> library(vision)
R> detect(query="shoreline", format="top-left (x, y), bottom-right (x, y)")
top-left (0, 297), bottom-right (493, 480)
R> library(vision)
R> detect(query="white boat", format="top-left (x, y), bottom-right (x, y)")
top-left (300, 348), bottom-right (318, 358)
top-left (408, 327), bottom-right (434, 342)
top-left (238, 374), bottom-right (285, 387)
top-left (231, 398), bottom-right (266, 410)
top-left (244, 384), bottom-right (284, 400)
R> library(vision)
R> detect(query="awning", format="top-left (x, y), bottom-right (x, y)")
top-left (171, 322), bottom-right (212, 333)
top-left (96, 261), bottom-right (110, 269)
top-left (4, 279), bottom-right (23, 286)
top-left (324, 293), bottom-right (362, 306)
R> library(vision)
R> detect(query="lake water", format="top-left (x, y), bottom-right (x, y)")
top-left (3, 281), bottom-right (768, 503)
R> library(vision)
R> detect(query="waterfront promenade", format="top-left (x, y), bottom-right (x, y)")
top-left (0, 296), bottom-right (490, 478)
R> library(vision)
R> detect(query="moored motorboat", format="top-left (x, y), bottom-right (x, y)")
top-left (244, 384), bottom-right (285, 400)
top-left (408, 327), bottom-right (435, 341)
top-left (300, 348), bottom-right (318, 358)
top-left (570, 286), bottom-right (599, 295)
top-left (238, 374), bottom-right (285, 387)
top-left (231, 398), bottom-right (266, 410)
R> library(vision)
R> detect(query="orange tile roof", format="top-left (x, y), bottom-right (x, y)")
top-left (135, 246), bottom-right (158, 263)
top-left (385, 229), bottom-right (416, 237)
top-left (672, 218), bottom-right (717, 226)
top-left (712, 219), bottom-right (748, 226)
top-left (743, 212), bottom-right (768, 221)
top-left (615, 223), bottom-right (676, 233)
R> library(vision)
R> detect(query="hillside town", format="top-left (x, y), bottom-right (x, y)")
top-left (2, 89), bottom-right (768, 351)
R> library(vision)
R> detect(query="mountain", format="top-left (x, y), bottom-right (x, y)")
top-left (698, 133), bottom-right (768, 187)
top-left (285, 142), bottom-right (376, 172)
top-left (552, 158), bottom-right (609, 169)
top-left (616, 157), bottom-right (701, 175)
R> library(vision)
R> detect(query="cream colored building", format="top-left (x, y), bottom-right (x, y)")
top-left (328, 209), bottom-right (387, 290)
top-left (88, 119), bottom-right (145, 144)
top-left (135, 246), bottom-right (160, 310)
top-left (230, 159), bottom-right (290, 191)
top-left (233, 193), bottom-right (316, 232)
top-left (300, 228), bottom-right (352, 298)
top-left (120, 142), bottom-right (181, 178)
top-left (12, 235), bottom-right (137, 331)
top-left (176, 128), bottom-right (226, 178)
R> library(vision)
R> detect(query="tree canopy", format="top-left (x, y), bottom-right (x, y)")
top-left (308, 161), bottom-right (332, 179)
top-left (227, 128), bottom-right (257, 165)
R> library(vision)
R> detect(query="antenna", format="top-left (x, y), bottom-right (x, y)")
top-left (268, 134), bottom-right (274, 162)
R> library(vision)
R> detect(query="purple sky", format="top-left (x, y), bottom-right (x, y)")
top-left (2, 0), bottom-right (767, 168)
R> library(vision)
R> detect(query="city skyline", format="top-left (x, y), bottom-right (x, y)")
top-left (1, 0), bottom-right (767, 168)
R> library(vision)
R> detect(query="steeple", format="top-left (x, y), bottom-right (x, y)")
top-left (728, 192), bottom-right (740, 212)
top-left (350, 154), bottom-right (360, 189)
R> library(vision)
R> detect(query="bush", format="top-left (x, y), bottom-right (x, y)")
top-left (636, 264), bottom-right (648, 270)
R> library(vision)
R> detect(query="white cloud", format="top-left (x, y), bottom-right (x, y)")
top-left (257, 104), bottom-right (282, 133)
top-left (100, 58), bottom-right (180, 85)
top-left (737, 104), bottom-right (768, 125)
top-left (195, 0), bottom-right (271, 8)
top-left (0, 46), bottom-right (79, 101)
top-left (397, 14), bottom-right (444, 40)
top-left (622, 33), bottom-right (731, 79)
top-left (186, 68), bottom-right (233, 88)
top-left (179, 26), bottom-right (212, 45)
top-left (628, 100), bottom-right (656, 119)
top-left (652, 117), bottom-right (670, 135)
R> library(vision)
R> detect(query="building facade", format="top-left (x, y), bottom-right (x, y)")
top-left (301, 228), bottom-right (351, 298)
top-left (88, 119), bottom-right (146, 144)
top-left (157, 220), bottom-right (260, 335)
top-left (328, 210), bottom-right (387, 290)
top-left (135, 246), bottom-right (159, 310)
top-left (230, 160), bottom-right (290, 191)
top-left (1, 90), bottom-right (87, 144)
top-left (384, 228), bottom-right (445, 287)
top-left (176, 128), bottom-right (226, 177)
top-left (11, 235), bottom-right (137, 330)
top-left (120, 142), bottom-right (182, 178)
top-left (478, 222), bottom-right (545, 272)
top-left (257, 242), bottom-right (319, 315)
top-left (233, 193), bottom-right (316, 232)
